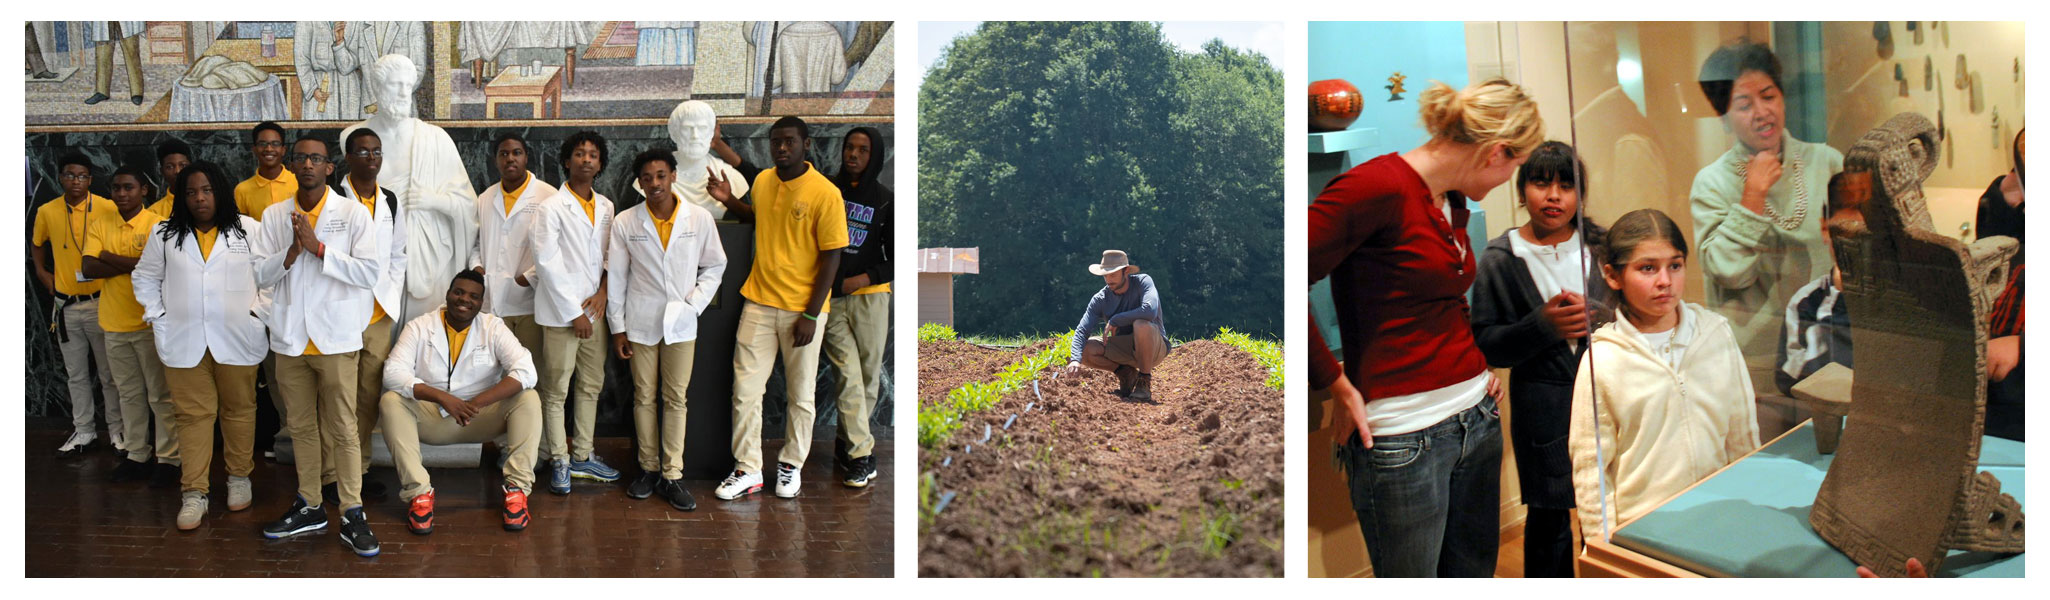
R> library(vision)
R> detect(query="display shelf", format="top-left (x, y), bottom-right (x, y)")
top-left (1308, 127), bottom-right (1378, 154)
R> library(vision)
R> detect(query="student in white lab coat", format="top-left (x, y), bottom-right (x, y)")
top-left (471, 132), bottom-right (555, 357)
top-left (323, 127), bottom-right (408, 502)
top-left (133, 161), bottom-right (267, 531)
top-left (380, 270), bottom-right (542, 534)
top-left (530, 131), bottom-right (621, 493)
top-left (251, 136), bottom-right (383, 557)
top-left (608, 149), bottom-right (727, 511)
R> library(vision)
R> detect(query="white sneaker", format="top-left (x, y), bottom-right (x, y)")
top-left (226, 476), bottom-right (253, 511)
top-left (775, 462), bottom-right (801, 498)
top-left (55, 431), bottom-right (97, 456)
top-left (715, 470), bottom-right (763, 500)
top-left (176, 491), bottom-right (207, 530)
top-left (110, 430), bottom-right (127, 454)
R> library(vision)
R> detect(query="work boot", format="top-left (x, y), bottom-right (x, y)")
top-left (1128, 373), bottom-right (1154, 402)
top-left (1114, 365), bottom-right (1138, 397)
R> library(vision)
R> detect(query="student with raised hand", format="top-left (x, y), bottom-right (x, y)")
top-left (32, 153), bottom-right (124, 457)
top-left (609, 149), bottom-right (727, 511)
top-left (380, 270), bottom-right (542, 534)
top-left (1569, 209), bottom-right (1759, 544)
top-left (82, 163), bottom-right (181, 488)
top-left (251, 135), bottom-right (383, 557)
top-left (471, 131), bottom-right (555, 358)
top-left (1307, 79), bottom-right (1531, 578)
top-left (132, 161), bottom-right (266, 531)
top-left (1469, 141), bottom-right (1608, 578)
top-left (324, 127), bottom-right (408, 503)
top-left (531, 131), bottom-right (622, 493)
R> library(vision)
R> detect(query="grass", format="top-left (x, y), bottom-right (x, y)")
top-left (917, 331), bottom-right (1076, 448)
top-left (917, 322), bottom-right (958, 342)
top-left (1213, 327), bottom-right (1284, 390)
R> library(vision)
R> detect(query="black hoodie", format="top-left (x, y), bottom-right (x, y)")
top-left (831, 127), bottom-right (893, 298)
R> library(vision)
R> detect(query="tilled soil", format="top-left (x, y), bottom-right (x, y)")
top-left (915, 339), bottom-right (1055, 407)
top-left (918, 340), bottom-right (1283, 577)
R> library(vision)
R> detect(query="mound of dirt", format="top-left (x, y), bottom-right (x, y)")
top-left (915, 339), bottom-right (1060, 407)
top-left (918, 339), bottom-right (1283, 577)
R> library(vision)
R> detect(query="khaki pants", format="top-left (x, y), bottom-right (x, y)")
top-left (323, 316), bottom-right (393, 483)
top-left (502, 314), bottom-right (544, 365)
top-left (821, 292), bottom-right (889, 459)
top-left (165, 353), bottom-right (257, 494)
top-left (631, 340), bottom-right (694, 478)
top-left (539, 320), bottom-right (607, 462)
top-left (106, 328), bottom-right (178, 465)
top-left (730, 301), bottom-right (826, 474)
top-left (92, 29), bottom-right (142, 97)
top-left (275, 352), bottom-right (361, 508)
top-left (58, 299), bottom-right (121, 438)
top-left (380, 389), bottom-right (541, 498)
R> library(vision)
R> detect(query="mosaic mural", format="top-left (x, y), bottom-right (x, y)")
top-left (25, 20), bottom-right (896, 126)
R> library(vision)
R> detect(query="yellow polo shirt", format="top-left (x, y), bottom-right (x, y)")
top-left (355, 184), bottom-right (387, 325)
top-left (149, 192), bottom-right (175, 217)
top-left (444, 312), bottom-right (471, 366)
top-left (234, 168), bottom-right (297, 221)
top-left (502, 176), bottom-right (529, 215)
top-left (83, 209), bottom-right (167, 332)
top-left (571, 186), bottom-right (597, 223)
top-left (651, 201), bottom-right (677, 250)
top-left (32, 194), bottom-right (119, 297)
top-left (740, 163), bottom-right (849, 313)
top-left (196, 228), bottom-right (220, 260)
top-left (295, 195), bottom-right (327, 355)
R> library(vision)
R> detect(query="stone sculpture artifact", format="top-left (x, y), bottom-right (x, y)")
top-left (1809, 113), bottom-right (2024, 577)
top-left (340, 54), bottom-right (480, 325)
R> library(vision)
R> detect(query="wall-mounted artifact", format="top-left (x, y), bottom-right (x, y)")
top-left (1384, 71), bottom-right (1406, 102)
top-left (1969, 72), bottom-right (1984, 114)
top-left (1812, 113), bottom-right (2025, 578)
top-left (2014, 58), bottom-right (2021, 82)
top-left (1991, 108), bottom-right (2001, 149)
top-left (1874, 22), bottom-right (1894, 59)
top-left (1894, 64), bottom-right (1909, 97)
top-left (1956, 55), bottom-right (1969, 89)
top-left (1906, 21), bottom-right (1923, 45)
top-left (1308, 78), bottom-right (1364, 132)
top-left (1924, 56), bottom-right (1934, 91)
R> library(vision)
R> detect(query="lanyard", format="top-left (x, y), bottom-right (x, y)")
top-left (65, 197), bottom-right (92, 256)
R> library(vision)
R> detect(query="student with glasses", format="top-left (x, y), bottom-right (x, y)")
top-left (320, 127), bottom-right (408, 503)
top-left (32, 154), bottom-right (124, 457)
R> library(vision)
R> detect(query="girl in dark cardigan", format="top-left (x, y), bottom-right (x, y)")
top-left (1470, 141), bottom-right (1610, 577)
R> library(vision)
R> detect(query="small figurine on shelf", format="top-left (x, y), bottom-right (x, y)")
top-left (1385, 71), bottom-right (1406, 102)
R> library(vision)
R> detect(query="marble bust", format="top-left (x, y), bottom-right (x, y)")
top-left (634, 100), bottom-right (749, 219)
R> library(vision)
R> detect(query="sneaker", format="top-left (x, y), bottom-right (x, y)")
top-left (502, 485), bottom-right (531, 531)
top-left (55, 432), bottom-right (97, 457)
top-left (1128, 373), bottom-right (1154, 402)
top-left (338, 507), bottom-right (379, 557)
top-left (775, 462), bottom-right (801, 498)
top-left (361, 478), bottom-right (388, 502)
top-left (149, 463), bottom-right (180, 489)
top-left (626, 471), bottom-right (659, 500)
top-left (549, 458), bottom-right (573, 495)
top-left (321, 482), bottom-right (340, 507)
top-left (110, 458), bottom-right (151, 482)
top-left (261, 497), bottom-right (328, 539)
top-left (569, 454), bottom-right (621, 482)
top-left (226, 476), bottom-right (253, 511)
top-left (175, 492), bottom-right (208, 531)
top-left (110, 430), bottom-right (127, 455)
top-left (406, 491), bottom-right (435, 535)
top-left (715, 470), bottom-right (763, 500)
top-left (1114, 365), bottom-right (1139, 397)
top-left (657, 478), bottom-right (696, 511)
top-left (842, 455), bottom-right (878, 488)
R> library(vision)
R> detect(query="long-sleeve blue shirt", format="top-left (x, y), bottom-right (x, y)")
top-left (1071, 273), bottom-right (1166, 362)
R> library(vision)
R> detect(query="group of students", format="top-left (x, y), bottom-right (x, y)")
top-left (30, 113), bottom-right (895, 558)
top-left (1309, 39), bottom-right (2024, 578)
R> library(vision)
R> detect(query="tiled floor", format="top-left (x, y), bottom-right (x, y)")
top-left (23, 427), bottom-right (893, 577)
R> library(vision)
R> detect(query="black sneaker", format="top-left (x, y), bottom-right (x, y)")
top-left (110, 458), bottom-right (151, 482)
top-left (657, 478), bottom-right (697, 511)
top-left (338, 507), bottom-right (380, 557)
top-left (262, 497), bottom-right (329, 539)
top-left (842, 455), bottom-right (879, 488)
top-left (149, 463), bottom-right (180, 489)
top-left (626, 471), bottom-right (660, 499)
top-left (321, 482), bottom-right (340, 507)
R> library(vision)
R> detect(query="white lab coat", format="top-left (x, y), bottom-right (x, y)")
top-left (530, 187), bottom-right (613, 328)
top-left (606, 201), bottom-right (726, 346)
top-left (470, 172), bottom-right (555, 317)
top-left (131, 217), bottom-right (269, 368)
top-left (383, 310), bottom-right (537, 401)
top-left (339, 178), bottom-right (408, 325)
top-left (253, 189), bottom-right (381, 356)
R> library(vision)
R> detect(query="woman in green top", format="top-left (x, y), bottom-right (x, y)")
top-left (1688, 39), bottom-right (1843, 394)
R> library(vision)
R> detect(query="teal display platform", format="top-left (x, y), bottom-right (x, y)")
top-left (1612, 421), bottom-right (2026, 577)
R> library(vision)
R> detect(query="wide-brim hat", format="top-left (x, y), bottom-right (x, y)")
top-left (1088, 250), bottom-right (1139, 276)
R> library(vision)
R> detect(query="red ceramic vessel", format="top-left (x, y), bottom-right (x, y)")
top-left (1309, 79), bottom-right (1363, 132)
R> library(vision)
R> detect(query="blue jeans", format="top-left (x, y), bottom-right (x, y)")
top-left (1339, 395), bottom-right (1502, 578)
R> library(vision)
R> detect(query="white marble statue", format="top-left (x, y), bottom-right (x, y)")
top-left (340, 54), bottom-right (479, 325)
top-left (634, 100), bottom-right (750, 220)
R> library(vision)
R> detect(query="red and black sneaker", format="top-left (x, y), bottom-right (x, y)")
top-left (502, 484), bottom-right (531, 531)
top-left (406, 491), bottom-right (435, 535)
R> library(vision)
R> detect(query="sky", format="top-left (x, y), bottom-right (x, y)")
top-left (917, 21), bottom-right (1286, 72)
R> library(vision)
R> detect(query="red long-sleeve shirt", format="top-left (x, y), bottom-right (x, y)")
top-left (1308, 153), bottom-right (1489, 398)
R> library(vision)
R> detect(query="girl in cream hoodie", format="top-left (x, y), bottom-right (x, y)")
top-left (1569, 208), bottom-right (1760, 542)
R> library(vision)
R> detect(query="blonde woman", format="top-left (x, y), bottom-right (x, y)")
top-left (1308, 78), bottom-right (1541, 577)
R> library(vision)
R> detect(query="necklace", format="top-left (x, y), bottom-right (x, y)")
top-left (1733, 151), bottom-right (1809, 232)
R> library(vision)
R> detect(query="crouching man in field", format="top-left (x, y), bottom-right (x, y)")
top-left (379, 270), bottom-right (542, 534)
top-left (1061, 250), bottom-right (1169, 401)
